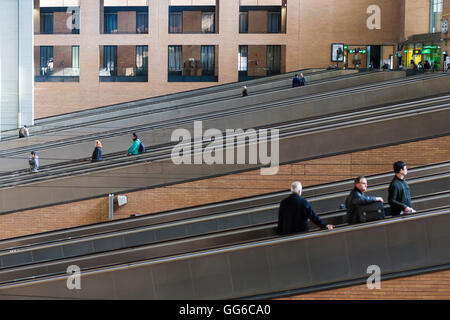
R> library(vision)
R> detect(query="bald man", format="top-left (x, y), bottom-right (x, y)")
top-left (278, 181), bottom-right (334, 235)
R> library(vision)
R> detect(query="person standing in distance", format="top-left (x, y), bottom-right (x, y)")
top-left (278, 181), bottom-right (334, 235)
top-left (127, 133), bottom-right (141, 155)
top-left (242, 85), bottom-right (248, 97)
top-left (292, 74), bottom-right (301, 87)
top-left (299, 73), bottom-right (306, 86)
top-left (29, 151), bottom-right (39, 173)
top-left (388, 161), bottom-right (415, 216)
top-left (91, 140), bottom-right (103, 162)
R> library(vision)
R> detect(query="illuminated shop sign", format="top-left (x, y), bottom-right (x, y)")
top-left (349, 48), bottom-right (367, 54)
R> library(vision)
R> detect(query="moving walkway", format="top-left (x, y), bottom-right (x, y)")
top-left (0, 165), bottom-right (446, 291)
top-left (0, 200), bottom-right (447, 299)
top-left (0, 92), bottom-right (447, 213)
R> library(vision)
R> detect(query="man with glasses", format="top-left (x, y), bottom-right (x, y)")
top-left (346, 176), bottom-right (384, 224)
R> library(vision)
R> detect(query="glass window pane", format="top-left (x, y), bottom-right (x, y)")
top-left (136, 12), bottom-right (148, 33)
top-left (169, 12), bottom-right (182, 33)
top-left (202, 12), bottom-right (215, 33)
top-left (72, 46), bottom-right (79, 69)
top-left (267, 45), bottom-right (281, 75)
top-left (201, 45), bottom-right (215, 76)
top-left (40, 46), bottom-right (54, 75)
top-left (238, 45), bottom-right (248, 71)
top-left (268, 12), bottom-right (280, 33)
top-left (136, 45), bottom-right (148, 75)
top-left (104, 46), bottom-right (117, 75)
top-left (40, 13), bottom-right (54, 34)
top-left (104, 13), bottom-right (118, 33)
top-left (239, 12), bottom-right (248, 33)
top-left (168, 45), bottom-right (182, 72)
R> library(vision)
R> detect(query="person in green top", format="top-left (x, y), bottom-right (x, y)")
top-left (127, 132), bottom-right (141, 155)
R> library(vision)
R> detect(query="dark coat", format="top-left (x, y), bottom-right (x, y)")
top-left (299, 77), bottom-right (306, 86)
top-left (92, 147), bottom-right (103, 162)
top-left (388, 176), bottom-right (412, 216)
top-left (292, 76), bottom-right (301, 87)
top-left (278, 193), bottom-right (327, 235)
top-left (345, 187), bottom-right (377, 224)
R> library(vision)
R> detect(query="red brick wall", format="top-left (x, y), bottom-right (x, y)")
top-left (278, 269), bottom-right (450, 300)
top-left (0, 136), bottom-right (448, 240)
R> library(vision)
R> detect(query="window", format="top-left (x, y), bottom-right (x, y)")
top-left (268, 12), bottom-right (280, 33)
top-left (238, 45), bottom-right (248, 71)
top-left (169, 12), bottom-right (182, 33)
top-left (40, 13), bottom-right (53, 34)
top-left (201, 46), bottom-right (215, 76)
top-left (202, 12), bottom-right (215, 33)
top-left (430, 0), bottom-right (443, 33)
top-left (72, 46), bottom-right (80, 69)
top-left (136, 46), bottom-right (148, 76)
top-left (104, 13), bottom-right (118, 33)
top-left (40, 46), bottom-right (53, 75)
top-left (168, 46), bottom-right (182, 73)
top-left (136, 12), bottom-right (148, 33)
top-left (104, 46), bottom-right (117, 76)
top-left (71, 9), bottom-right (80, 34)
top-left (267, 45), bottom-right (281, 75)
top-left (239, 12), bottom-right (248, 33)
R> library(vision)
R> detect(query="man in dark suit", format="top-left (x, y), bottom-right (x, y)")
top-left (278, 181), bottom-right (334, 235)
top-left (346, 176), bottom-right (384, 224)
top-left (292, 74), bottom-right (301, 87)
top-left (388, 161), bottom-right (415, 216)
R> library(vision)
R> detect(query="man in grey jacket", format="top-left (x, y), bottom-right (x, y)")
top-left (29, 151), bottom-right (39, 173)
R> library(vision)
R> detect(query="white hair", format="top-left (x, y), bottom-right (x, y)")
top-left (291, 181), bottom-right (302, 194)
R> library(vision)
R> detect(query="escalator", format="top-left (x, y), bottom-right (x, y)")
top-left (0, 164), bottom-right (447, 299)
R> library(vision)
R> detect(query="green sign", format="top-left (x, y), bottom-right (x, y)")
top-left (422, 49), bottom-right (431, 54)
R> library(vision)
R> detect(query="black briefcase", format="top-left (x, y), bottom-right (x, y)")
top-left (357, 202), bottom-right (385, 223)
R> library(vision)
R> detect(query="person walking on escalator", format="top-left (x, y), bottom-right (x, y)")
top-left (91, 140), bottom-right (103, 162)
top-left (278, 181), bottom-right (334, 235)
top-left (345, 176), bottom-right (384, 224)
top-left (28, 151), bottom-right (39, 173)
top-left (19, 125), bottom-right (29, 138)
top-left (127, 132), bottom-right (142, 155)
top-left (292, 74), bottom-right (301, 87)
top-left (388, 161), bottom-right (416, 216)
top-left (242, 85), bottom-right (248, 97)
top-left (299, 73), bottom-right (306, 86)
